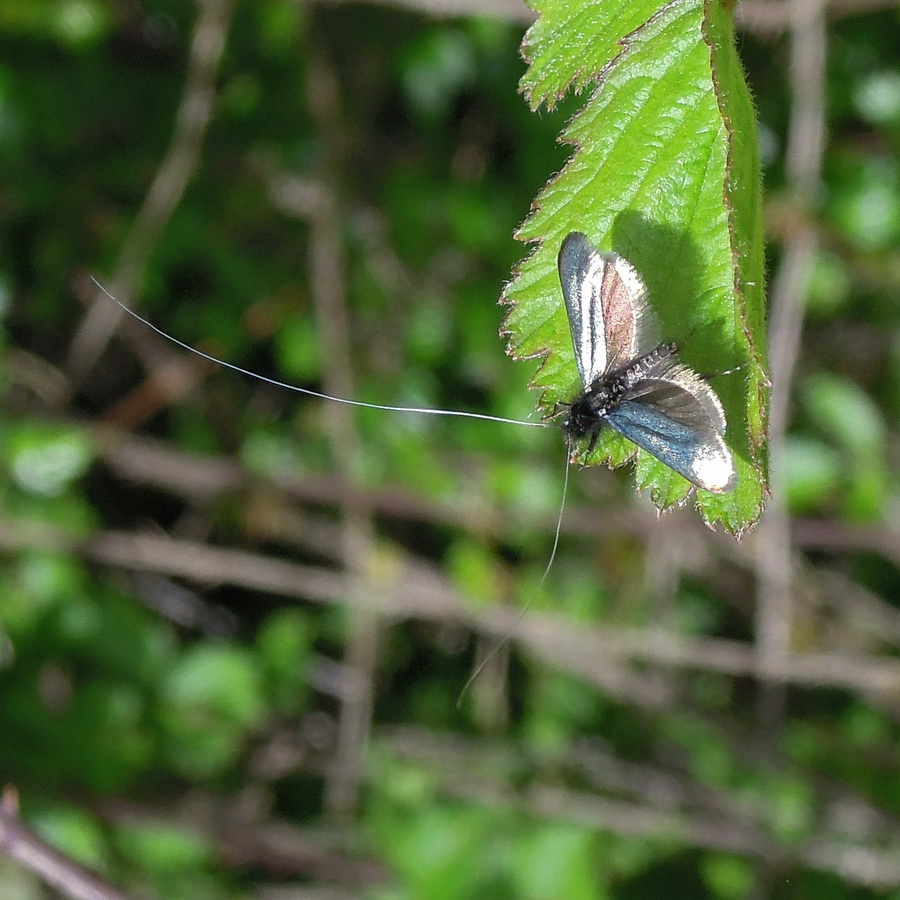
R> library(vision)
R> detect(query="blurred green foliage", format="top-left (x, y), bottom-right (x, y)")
top-left (1, 2), bottom-right (900, 900)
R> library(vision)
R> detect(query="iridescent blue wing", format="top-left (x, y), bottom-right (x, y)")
top-left (606, 366), bottom-right (736, 493)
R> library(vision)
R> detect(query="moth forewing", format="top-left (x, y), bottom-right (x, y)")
top-left (596, 253), bottom-right (657, 373)
top-left (558, 232), bottom-right (661, 387)
top-left (558, 231), bottom-right (609, 384)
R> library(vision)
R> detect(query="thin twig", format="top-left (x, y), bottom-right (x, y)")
top-left (68, 0), bottom-right (236, 382)
top-left (3, 521), bottom-right (899, 700)
top-left (753, 0), bottom-right (827, 740)
top-left (381, 727), bottom-right (900, 889)
top-left (0, 788), bottom-right (133, 900)
top-left (737, 0), bottom-right (900, 35)
top-left (92, 427), bottom-right (637, 545)
top-left (311, 0), bottom-right (900, 32)
top-left (311, 0), bottom-right (535, 23)
top-left (298, 46), bottom-right (380, 821)
top-left (379, 728), bottom-right (900, 889)
top-left (94, 794), bottom-right (387, 889)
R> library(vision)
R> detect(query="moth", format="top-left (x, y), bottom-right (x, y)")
top-left (93, 230), bottom-right (736, 495)
top-left (556, 231), bottom-right (736, 493)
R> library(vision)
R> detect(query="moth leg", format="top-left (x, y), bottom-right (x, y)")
top-left (545, 401), bottom-right (570, 424)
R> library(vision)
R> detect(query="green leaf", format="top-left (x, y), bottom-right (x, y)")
top-left (701, 855), bottom-right (754, 900)
top-left (803, 372), bottom-right (886, 458)
top-left (520, 0), bottom-right (666, 111)
top-left (512, 825), bottom-right (605, 900)
top-left (31, 807), bottom-right (109, 873)
top-left (783, 435), bottom-right (840, 514)
top-left (4, 422), bottom-right (92, 497)
top-left (504, 0), bottom-right (768, 532)
top-left (116, 821), bottom-right (214, 875)
top-left (256, 607), bottom-right (313, 713)
top-left (160, 644), bottom-right (265, 778)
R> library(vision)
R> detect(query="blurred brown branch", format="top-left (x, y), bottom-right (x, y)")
top-left (68, 0), bottom-right (236, 383)
top-left (738, 0), bottom-right (900, 34)
top-left (312, 0), bottom-right (900, 33)
top-left (2, 520), bottom-right (898, 701)
top-left (752, 0), bottom-right (829, 763)
top-left (0, 788), bottom-right (133, 900)
top-left (313, 0), bottom-right (536, 22)
top-left (301, 48), bottom-right (382, 820)
top-left (383, 726), bottom-right (900, 889)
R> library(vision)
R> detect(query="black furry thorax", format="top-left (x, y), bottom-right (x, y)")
top-left (560, 342), bottom-right (677, 442)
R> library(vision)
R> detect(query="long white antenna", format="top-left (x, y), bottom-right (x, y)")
top-left (456, 451), bottom-right (571, 707)
top-left (91, 277), bottom-right (548, 430)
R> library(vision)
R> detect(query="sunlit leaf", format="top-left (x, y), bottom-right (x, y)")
top-left (504, 0), bottom-right (768, 532)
